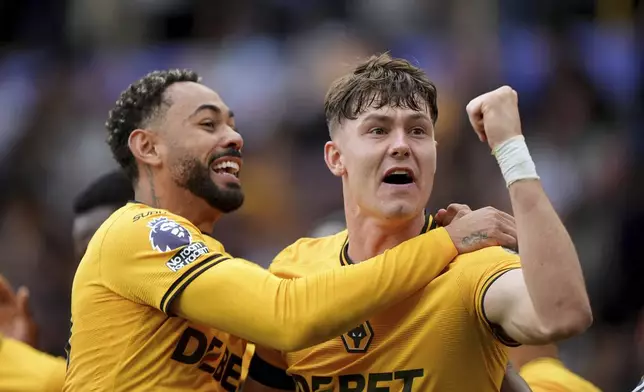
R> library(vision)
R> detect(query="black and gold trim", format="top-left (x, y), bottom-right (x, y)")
top-left (339, 213), bottom-right (435, 266)
top-left (159, 253), bottom-right (229, 314)
top-left (479, 267), bottom-right (522, 347)
top-left (247, 354), bottom-right (295, 389)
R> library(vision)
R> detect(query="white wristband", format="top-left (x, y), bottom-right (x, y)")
top-left (492, 135), bottom-right (540, 187)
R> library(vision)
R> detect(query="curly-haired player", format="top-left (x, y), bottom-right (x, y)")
top-left (63, 70), bottom-right (516, 391)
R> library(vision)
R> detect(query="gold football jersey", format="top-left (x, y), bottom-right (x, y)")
top-left (520, 358), bottom-right (601, 392)
top-left (253, 215), bottom-right (521, 391)
top-left (0, 335), bottom-right (66, 392)
top-left (64, 203), bottom-right (246, 392)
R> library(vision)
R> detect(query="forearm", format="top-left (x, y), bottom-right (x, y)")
top-left (174, 228), bottom-right (457, 351)
top-left (510, 180), bottom-right (592, 336)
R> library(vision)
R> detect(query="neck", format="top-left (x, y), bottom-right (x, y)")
top-left (344, 205), bottom-right (426, 263)
top-left (134, 167), bottom-right (221, 234)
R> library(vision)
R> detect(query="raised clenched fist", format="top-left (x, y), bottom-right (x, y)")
top-left (466, 86), bottom-right (523, 150)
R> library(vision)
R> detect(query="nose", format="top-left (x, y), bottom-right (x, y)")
top-left (223, 126), bottom-right (244, 151)
top-left (389, 130), bottom-right (411, 159)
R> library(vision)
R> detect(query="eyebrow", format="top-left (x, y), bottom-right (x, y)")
top-left (361, 113), bottom-right (393, 123)
top-left (189, 104), bottom-right (234, 119)
top-left (361, 112), bottom-right (432, 123)
top-left (406, 112), bottom-right (432, 122)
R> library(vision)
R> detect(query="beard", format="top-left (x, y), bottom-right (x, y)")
top-left (172, 149), bottom-right (244, 213)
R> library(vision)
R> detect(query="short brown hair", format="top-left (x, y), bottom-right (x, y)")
top-left (324, 53), bottom-right (438, 133)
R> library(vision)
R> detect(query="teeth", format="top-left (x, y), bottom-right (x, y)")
top-left (212, 160), bottom-right (240, 174)
top-left (391, 170), bottom-right (410, 176)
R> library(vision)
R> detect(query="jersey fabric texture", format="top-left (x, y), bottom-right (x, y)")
top-left (0, 335), bottom-right (66, 392)
top-left (252, 215), bottom-right (521, 391)
top-left (520, 358), bottom-right (601, 392)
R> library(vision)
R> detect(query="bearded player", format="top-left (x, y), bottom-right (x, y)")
top-left (245, 54), bottom-right (593, 391)
top-left (63, 70), bottom-right (519, 391)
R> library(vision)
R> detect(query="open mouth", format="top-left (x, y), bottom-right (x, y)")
top-left (211, 160), bottom-right (240, 178)
top-left (382, 169), bottom-right (414, 185)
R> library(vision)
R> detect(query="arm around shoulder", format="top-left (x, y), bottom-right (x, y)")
top-left (171, 227), bottom-right (458, 352)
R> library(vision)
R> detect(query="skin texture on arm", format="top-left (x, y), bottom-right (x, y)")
top-left (467, 86), bottom-right (592, 344)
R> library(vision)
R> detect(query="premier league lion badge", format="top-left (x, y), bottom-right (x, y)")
top-left (148, 217), bottom-right (192, 252)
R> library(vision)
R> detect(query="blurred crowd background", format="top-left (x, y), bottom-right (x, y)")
top-left (0, 0), bottom-right (641, 390)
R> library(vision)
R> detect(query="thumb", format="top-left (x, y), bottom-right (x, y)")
top-left (16, 286), bottom-right (32, 317)
top-left (434, 209), bottom-right (447, 226)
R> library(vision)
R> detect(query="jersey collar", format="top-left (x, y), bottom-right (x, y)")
top-left (339, 212), bottom-right (437, 266)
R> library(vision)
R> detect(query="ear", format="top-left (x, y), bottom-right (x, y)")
top-left (324, 140), bottom-right (345, 177)
top-left (128, 129), bottom-right (162, 167)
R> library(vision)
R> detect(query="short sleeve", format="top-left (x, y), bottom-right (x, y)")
top-left (456, 246), bottom-right (522, 345)
top-left (99, 209), bottom-right (230, 314)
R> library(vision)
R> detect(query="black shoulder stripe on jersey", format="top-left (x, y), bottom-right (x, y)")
top-left (480, 267), bottom-right (522, 347)
top-left (248, 353), bottom-right (295, 390)
top-left (160, 254), bottom-right (229, 314)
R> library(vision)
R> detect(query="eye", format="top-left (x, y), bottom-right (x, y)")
top-left (410, 127), bottom-right (426, 136)
top-left (369, 127), bottom-right (386, 135)
top-left (201, 120), bottom-right (216, 129)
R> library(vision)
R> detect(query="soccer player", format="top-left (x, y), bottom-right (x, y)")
top-left (245, 54), bottom-right (593, 391)
top-left (63, 70), bottom-right (518, 391)
top-left (510, 345), bottom-right (600, 391)
top-left (0, 170), bottom-right (133, 392)
top-left (289, 208), bottom-right (535, 392)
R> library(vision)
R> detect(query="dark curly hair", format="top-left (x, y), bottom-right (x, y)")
top-left (106, 69), bottom-right (201, 180)
top-left (324, 53), bottom-right (438, 133)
